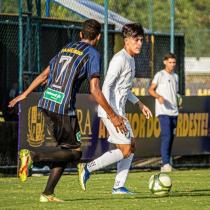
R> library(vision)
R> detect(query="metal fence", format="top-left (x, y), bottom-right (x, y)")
top-left (95, 0), bottom-right (210, 96)
top-left (0, 0), bottom-right (209, 97)
top-left (0, 0), bottom-right (185, 97)
top-left (91, 0), bottom-right (210, 96)
top-left (0, 13), bottom-right (116, 120)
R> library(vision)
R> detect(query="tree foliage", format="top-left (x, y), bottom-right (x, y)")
top-left (1, 0), bottom-right (210, 56)
top-left (94, 0), bottom-right (210, 57)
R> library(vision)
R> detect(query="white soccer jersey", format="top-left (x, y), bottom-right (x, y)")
top-left (98, 48), bottom-right (139, 118)
top-left (152, 70), bottom-right (179, 117)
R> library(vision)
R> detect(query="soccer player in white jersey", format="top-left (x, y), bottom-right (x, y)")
top-left (148, 53), bottom-right (179, 172)
top-left (78, 23), bottom-right (152, 194)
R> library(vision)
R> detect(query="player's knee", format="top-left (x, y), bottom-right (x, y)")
top-left (117, 145), bottom-right (132, 158)
top-left (121, 149), bottom-right (131, 158)
top-left (72, 150), bottom-right (82, 161)
top-left (62, 149), bottom-right (82, 162)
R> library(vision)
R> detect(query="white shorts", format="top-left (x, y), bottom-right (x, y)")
top-left (101, 117), bottom-right (134, 144)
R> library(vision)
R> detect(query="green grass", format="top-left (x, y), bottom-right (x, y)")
top-left (0, 169), bottom-right (210, 210)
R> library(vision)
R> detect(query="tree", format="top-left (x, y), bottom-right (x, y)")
top-left (1, 0), bottom-right (210, 56)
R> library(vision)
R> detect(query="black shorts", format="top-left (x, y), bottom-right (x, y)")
top-left (42, 109), bottom-right (81, 149)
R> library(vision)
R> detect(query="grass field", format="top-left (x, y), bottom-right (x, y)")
top-left (0, 169), bottom-right (210, 210)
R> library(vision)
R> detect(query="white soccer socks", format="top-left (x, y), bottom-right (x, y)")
top-left (113, 153), bottom-right (134, 189)
top-left (87, 149), bottom-right (124, 173)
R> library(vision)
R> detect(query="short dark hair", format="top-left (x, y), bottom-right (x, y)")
top-left (81, 19), bottom-right (101, 40)
top-left (163, 53), bottom-right (177, 61)
top-left (122, 23), bottom-right (144, 39)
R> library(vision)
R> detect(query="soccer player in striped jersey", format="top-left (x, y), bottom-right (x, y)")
top-left (78, 23), bottom-right (152, 194)
top-left (9, 19), bottom-right (126, 202)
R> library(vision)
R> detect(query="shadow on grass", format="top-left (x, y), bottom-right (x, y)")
top-left (63, 188), bottom-right (210, 202)
top-left (170, 188), bottom-right (210, 197)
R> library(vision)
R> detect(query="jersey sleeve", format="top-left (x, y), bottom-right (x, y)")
top-left (103, 55), bottom-right (123, 85)
top-left (101, 55), bottom-right (124, 104)
top-left (87, 50), bottom-right (101, 81)
top-left (151, 72), bottom-right (160, 85)
top-left (127, 90), bottom-right (139, 104)
top-left (102, 55), bottom-right (123, 101)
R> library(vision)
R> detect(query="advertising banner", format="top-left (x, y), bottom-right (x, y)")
top-left (19, 93), bottom-right (210, 160)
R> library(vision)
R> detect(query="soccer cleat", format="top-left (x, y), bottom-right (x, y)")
top-left (18, 149), bottom-right (33, 182)
top-left (39, 194), bottom-right (64, 202)
top-left (112, 187), bottom-right (134, 195)
top-left (160, 164), bottom-right (175, 173)
top-left (77, 163), bottom-right (90, 191)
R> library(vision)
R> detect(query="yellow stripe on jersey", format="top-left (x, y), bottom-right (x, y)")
top-left (61, 48), bottom-right (83, 55)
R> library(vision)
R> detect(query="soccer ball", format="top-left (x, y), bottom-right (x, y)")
top-left (149, 173), bottom-right (172, 196)
top-left (176, 93), bottom-right (183, 108)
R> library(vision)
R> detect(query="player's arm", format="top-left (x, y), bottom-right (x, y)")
top-left (89, 77), bottom-right (127, 133)
top-left (128, 91), bottom-right (152, 119)
top-left (176, 74), bottom-right (179, 93)
top-left (148, 83), bottom-right (164, 104)
top-left (8, 66), bottom-right (50, 107)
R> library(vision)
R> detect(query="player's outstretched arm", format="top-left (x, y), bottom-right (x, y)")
top-left (89, 77), bottom-right (127, 133)
top-left (8, 66), bottom-right (50, 107)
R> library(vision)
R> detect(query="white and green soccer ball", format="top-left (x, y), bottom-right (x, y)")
top-left (149, 173), bottom-right (172, 196)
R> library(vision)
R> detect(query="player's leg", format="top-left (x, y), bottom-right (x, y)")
top-left (78, 117), bottom-right (132, 191)
top-left (39, 112), bottom-right (82, 202)
top-left (40, 161), bottom-right (66, 202)
top-left (112, 139), bottom-right (135, 194)
top-left (18, 142), bottom-right (82, 181)
top-left (159, 115), bottom-right (172, 172)
top-left (18, 147), bottom-right (82, 185)
top-left (31, 148), bottom-right (82, 162)
top-left (19, 111), bottom-right (82, 203)
top-left (78, 148), bottom-right (124, 191)
top-left (39, 149), bottom-right (81, 203)
top-left (42, 151), bottom-right (81, 196)
top-left (168, 116), bottom-right (178, 168)
top-left (87, 148), bottom-right (128, 173)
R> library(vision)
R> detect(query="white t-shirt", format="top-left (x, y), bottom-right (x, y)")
top-left (98, 48), bottom-right (139, 118)
top-left (152, 70), bottom-right (179, 117)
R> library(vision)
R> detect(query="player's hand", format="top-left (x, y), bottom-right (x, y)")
top-left (157, 96), bottom-right (164, 104)
top-left (109, 114), bottom-right (127, 133)
top-left (8, 94), bottom-right (26, 107)
top-left (141, 105), bottom-right (153, 119)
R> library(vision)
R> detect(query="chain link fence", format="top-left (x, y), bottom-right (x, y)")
top-left (92, 0), bottom-right (210, 96)
top-left (0, 0), bottom-right (185, 97)
top-left (1, 0), bottom-right (210, 98)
